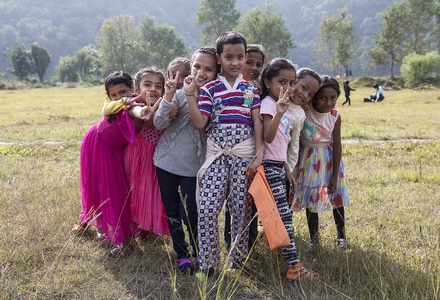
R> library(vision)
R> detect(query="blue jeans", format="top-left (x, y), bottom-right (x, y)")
top-left (156, 167), bottom-right (198, 259)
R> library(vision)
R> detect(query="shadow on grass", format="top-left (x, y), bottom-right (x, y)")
top-left (78, 227), bottom-right (436, 299)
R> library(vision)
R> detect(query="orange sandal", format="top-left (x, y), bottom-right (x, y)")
top-left (286, 262), bottom-right (319, 281)
top-left (71, 223), bottom-right (88, 235)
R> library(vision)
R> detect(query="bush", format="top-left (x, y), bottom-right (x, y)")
top-left (400, 51), bottom-right (440, 88)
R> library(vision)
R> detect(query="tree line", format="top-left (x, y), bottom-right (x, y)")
top-left (3, 0), bottom-right (440, 88)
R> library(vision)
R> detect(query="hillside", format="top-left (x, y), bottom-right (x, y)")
top-left (0, 0), bottom-right (397, 79)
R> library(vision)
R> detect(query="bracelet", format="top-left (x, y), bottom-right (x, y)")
top-left (185, 93), bottom-right (195, 97)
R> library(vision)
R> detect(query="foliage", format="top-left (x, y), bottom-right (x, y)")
top-left (400, 51), bottom-right (440, 87)
top-left (96, 14), bottom-right (138, 75)
top-left (56, 56), bottom-right (79, 82)
top-left (135, 14), bottom-right (189, 71)
top-left (73, 45), bottom-right (102, 82)
top-left (314, 8), bottom-right (358, 76)
top-left (369, 0), bottom-right (437, 77)
top-left (195, 0), bottom-right (240, 46)
top-left (4, 41), bottom-right (32, 81)
top-left (405, 0), bottom-right (437, 55)
top-left (368, 2), bottom-right (408, 78)
top-left (235, 4), bottom-right (294, 60)
top-left (30, 43), bottom-right (51, 83)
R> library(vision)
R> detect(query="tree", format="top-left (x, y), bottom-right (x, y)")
top-left (96, 14), bottom-right (137, 75)
top-left (135, 14), bottom-right (189, 70)
top-left (367, 2), bottom-right (408, 78)
top-left (57, 55), bottom-right (79, 82)
top-left (195, 0), bottom-right (240, 46)
top-left (400, 51), bottom-right (440, 87)
top-left (236, 4), bottom-right (294, 59)
top-left (314, 8), bottom-right (358, 76)
top-left (73, 45), bottom-right (102, 82)
top-left (30, 43), bottom-right (51, 83)
top-left (405, 0), bottom-right (436, 55)
top-left (434, 0), bottom-right (440, 54)
top-left (4, 41), bottom-right (32, 81)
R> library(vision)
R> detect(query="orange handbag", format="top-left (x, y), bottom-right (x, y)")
top-left (248, 165), bottom-right (290, 250)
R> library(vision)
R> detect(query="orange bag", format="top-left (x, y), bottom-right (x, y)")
top-left (248, 165), bottom-right (290, 250)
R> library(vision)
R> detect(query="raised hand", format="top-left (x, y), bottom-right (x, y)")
top-left (183, 70), bottom-right (199, 97)
top-left (140, 92), bottom-right (162, 122)
top-left (276, 87), bottom-right (290, 115)
top-left (164, 70), bottom-right (180, 102)
top-left (123, 95), bottom-right (145, 109)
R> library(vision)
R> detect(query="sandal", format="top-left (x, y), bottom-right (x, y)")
top-left (286, 262), bottom-right (319, 281)
top-left (110, 243), bottom-right (135, 258)
top-left (71, 223), bottom-right (88, 235)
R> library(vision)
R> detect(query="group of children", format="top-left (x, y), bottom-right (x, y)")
top-left (73, 31), bottom-right (350, 281)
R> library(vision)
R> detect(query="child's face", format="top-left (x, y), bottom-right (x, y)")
top-left (169, 64), bottom-right (190, 90)
top-left (264, 69), bottom-right (296, 101)
top-left (217, 43), bottom-right (246, 81)
top-left (290, 75), bottom-right (320, 106)
top-left (107, 83), bottom-right (133, 101)
top-left (192, 52), bottom-right (217, 87)
top-left (242, 51), bottom-right (264, 81)
top-left (301, 100), bottom-right (312, 112)
top-left (135, 74), bottom-right (164, 105)
top-left (313, 87), bottom-right (338, 113)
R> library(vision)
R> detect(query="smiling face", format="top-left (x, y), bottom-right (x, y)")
top-left (191, 52), bottom-right (218, 88)
top-left (290, 75), bottom-right (320, 106)
top-left (135, 74), bottom-right (164, 105)
top-left (217, 43), bottom-right (246, 83)
top-left (313, 86), bottom-right (338, 113)
top-left (242, 51), bottom-right (264, 81)
top-left (107, 83), bottom-right (133, 101)
top-left (264, 69), bottom-right (296, 101)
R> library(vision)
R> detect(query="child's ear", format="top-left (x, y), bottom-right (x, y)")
top-left (263, 78), bottom-right (270, 90)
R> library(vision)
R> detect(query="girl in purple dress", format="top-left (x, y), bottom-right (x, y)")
top-left (75, 71), bottom-right (145, 257)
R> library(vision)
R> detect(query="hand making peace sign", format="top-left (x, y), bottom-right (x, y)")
top-left (276, 87), bottom-right (291, 115)
top-left (139, 91), bottom-right (162, 122)
top-left (164, 70), bottom-right (180, 102)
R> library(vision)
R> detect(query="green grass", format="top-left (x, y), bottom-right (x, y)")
top-left (0, 86), bottom-right (439, 299)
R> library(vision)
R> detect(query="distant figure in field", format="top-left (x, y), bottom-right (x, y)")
top-left (364, 83), bottom-right (385, 102)
top-left (342, 80), bottom-right (355, 106)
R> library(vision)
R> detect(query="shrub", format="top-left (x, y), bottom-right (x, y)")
top-left (400, 51), bottom-right (440, 88)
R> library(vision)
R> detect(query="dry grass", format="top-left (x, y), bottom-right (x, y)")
top-left (0, 86), bottom-right (439, 299)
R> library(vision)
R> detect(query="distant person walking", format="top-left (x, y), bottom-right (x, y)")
top-left (342, 80), bottom-right (355, 106)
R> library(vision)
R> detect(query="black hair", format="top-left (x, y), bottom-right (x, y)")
top-left (215, 31), bottom-right (247, 56)
top-left (314, 75), bottom-right (341, 100)
top-left (373, 83), bottom-right (379, 88)
top-left (104, 71), bottom-right (133, 123)
top-left (133, 66), bottom-right (165, 93)
top-left (260, 58), bottom-right (297, 99)
top-left (246, 44), bottom-right (266, 65)
top-left (296, 68), bottom-right (322, 86)
top-left (191, 47), bottom-right (220, 74)
top-left (104, 71), bottom-right (133, 96)
top-left (167, 57), bottom-right (191, 79)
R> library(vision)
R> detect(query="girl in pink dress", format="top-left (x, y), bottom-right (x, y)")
top-left (124, 67), bottom-right (170, 237)
top-left (77, 71), bottom-right (145, 257)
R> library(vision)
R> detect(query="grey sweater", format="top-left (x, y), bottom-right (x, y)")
top-left (153, 89), bottom-right (206, 177)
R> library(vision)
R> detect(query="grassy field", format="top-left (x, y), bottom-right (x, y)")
top-left (0, 86), bottom-right (439, 299)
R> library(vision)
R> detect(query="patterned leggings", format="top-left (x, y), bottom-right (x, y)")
top-left (198, 126), bottom-right (253, 270)
top-left (263, 159), bottom-right (299, 266)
